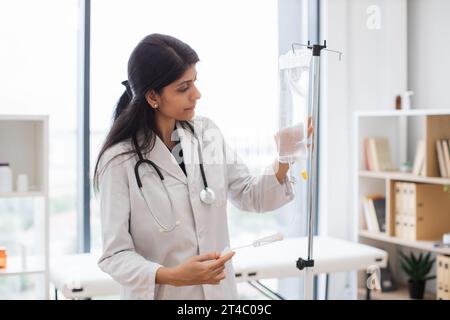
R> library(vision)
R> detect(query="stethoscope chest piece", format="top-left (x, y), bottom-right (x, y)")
top-left (200, 187), bottom-right (216, 205)
top-left (133, 124), bottom-right (217, 232)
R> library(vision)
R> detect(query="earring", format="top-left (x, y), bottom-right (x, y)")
top-left (153, 104), bottom-right (158, 109)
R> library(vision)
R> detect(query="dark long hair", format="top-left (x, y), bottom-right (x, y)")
top-left (93, 33), bottom-right (199, 192)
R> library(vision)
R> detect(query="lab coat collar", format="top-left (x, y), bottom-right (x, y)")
top-left (146, 130), bottom-right (188, 185)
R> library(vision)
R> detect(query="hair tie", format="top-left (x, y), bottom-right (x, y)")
top-left (121, 80), bottom-right (133, 98)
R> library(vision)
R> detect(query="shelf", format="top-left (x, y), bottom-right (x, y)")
top-left (358, 284), bottom-right (435, 300)
top-left (355, 109), bottom-right (450, 117)
top-left (358, 230), bottom-right (450, 255)
top-left (358, 170), bottom-right (450, 185)
top-left (0, 115), bottom-right (49, 299)
top-left (0, 256), bottom-right (46, 277)
top-left (0, 191), bottom-right (45, 198)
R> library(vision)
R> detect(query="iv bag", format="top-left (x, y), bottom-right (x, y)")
top-left (277, 48), bottom-right (312, 163)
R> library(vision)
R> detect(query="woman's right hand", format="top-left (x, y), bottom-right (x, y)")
top-left (158, 251), bottom-right (235, 287)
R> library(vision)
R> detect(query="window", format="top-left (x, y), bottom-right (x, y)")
top-left (90, 0), bottom-right (280, 251)
top-left (0, 0), bottom-right (78, 298)
top-left (90, 0), bottom-right (294, 298)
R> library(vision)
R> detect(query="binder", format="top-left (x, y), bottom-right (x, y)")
top-left (413, 184), bottom-right (450, 240)
top-left (401, 182), bottom-right (409, 240)
top-left (394, 182), bottom-right (450, 241)
top-left (394, 182), bottom-right (403, 238)
top-left (406, 183), bottom-right (416, 241)
top-left (437, 255), bottom-right (450, 300)
top-left (445, 257), bottom-right (450, 300)
top-left (437, 256), bottom-right (443, 299)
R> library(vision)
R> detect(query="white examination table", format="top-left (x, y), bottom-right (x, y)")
top-left (50, 236), bottom-right (387, 299)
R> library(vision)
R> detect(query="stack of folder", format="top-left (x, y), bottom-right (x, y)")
top-left (394, 182), bottom-right (450, 241)
top-left (437, 255), bottom-right (450, 300)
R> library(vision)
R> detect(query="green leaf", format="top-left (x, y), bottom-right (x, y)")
top-left (399, 250), bottom-right (408, 261)
top-left (399, 251), bottom-right (436, 281)
top-left (405, 256), bottom-right (417, 271)
top-left (410, 252), bottom-right (417, 265)
top-left (400, 262), bottom-right (413, 276)
top-left (419, 258), bottom-right (428, 272)
top-left (423, 263), bottom-right (433, 276)
top-left (422, 252), bottom-right (431, 268)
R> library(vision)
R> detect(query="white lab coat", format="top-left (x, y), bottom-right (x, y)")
top-left (97, 116), bottom-right (294, 299)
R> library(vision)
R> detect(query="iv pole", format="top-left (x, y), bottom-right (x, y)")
top-left (292, 40), bottom-right (342, 300)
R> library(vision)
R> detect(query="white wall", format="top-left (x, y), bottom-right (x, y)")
top-left (408, 0), bottom-right (450, 110)
top-left (320, 0), bottom-right (407, 240)
top-left (407, 0), bottom-right (450, 161)
top-left (319, 0), bottom-right (407, 299)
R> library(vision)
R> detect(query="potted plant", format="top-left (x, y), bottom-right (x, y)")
top-left (398, 251), bottom-right (435, 299)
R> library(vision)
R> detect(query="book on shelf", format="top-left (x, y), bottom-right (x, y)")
top-left (436, 139), bottom-right (450, 178)
top-left (412, 139), bottom-right (425, 176)
top-left (362, 195), bottom-right (385, 233)
top-left (362, 197), bottom-right (375, 232)
top-left (363, 138), bottom-right (373, 171)
top-left (363, 137), bottom-right (394, 172)
top-left (372, 197), bottom-right (386, 233)
top-left (442, 140), bottom-right (450, 178)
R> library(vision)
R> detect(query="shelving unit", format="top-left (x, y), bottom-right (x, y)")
top-left (358, 230), bottom-right (450, 256)
top-left (358, 170), bottom-right (450, 185)
top-left (0, 115), bottom-right (49, 299)
top-left (0, 256), bottom-right (46, 276)
top-left (357, 284), bottom-right (435, 300)
top-left (353, 109), bottom-right (450, 300)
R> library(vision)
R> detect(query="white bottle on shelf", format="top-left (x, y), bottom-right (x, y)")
top-left (17, 174), bottom-right (29, 192)
top-left (0, 163), bottom-right (13, 192)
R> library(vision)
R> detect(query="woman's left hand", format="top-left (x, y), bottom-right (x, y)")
top-left (274, 116), bottom-right (314, 161)
top-left (273, 117), bottom-right (313, 183)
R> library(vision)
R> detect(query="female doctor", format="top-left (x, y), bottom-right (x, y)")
top-left (94, 33), bottom-right (311, 300)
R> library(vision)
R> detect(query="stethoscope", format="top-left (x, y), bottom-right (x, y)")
top-left (132, 123), bottom-right (216, 233)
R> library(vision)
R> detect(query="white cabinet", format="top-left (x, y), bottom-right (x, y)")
top-left (0, 115), bottom-right (49, 299)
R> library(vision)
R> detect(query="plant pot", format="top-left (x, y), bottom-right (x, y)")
top-left (408, 280), bottom-right (425, 299)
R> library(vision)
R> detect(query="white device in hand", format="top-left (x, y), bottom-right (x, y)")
top-left (221, 232), bottom-right (284, 256)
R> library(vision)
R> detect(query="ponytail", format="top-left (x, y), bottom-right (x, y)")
top-left (114, 81), bottom-right (133, 121)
